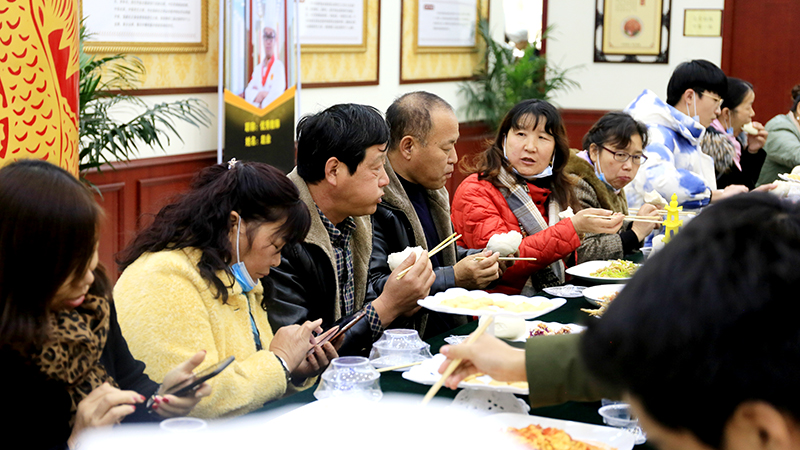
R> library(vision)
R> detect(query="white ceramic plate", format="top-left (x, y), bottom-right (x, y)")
top-left (486, 412), bottom-right (636, 450)
top-left (511, 320), bottom-right (586, 342)
top-left (418, 287), bottom-right (566, 319)
top-left (778, 173), bottom-right (800, 183)
top-left (566, 261), bottom-right (639, 283)
top-left (582, 284), bottom-right (625, 307)
top-left (402, 354), bottom-right (529, 395)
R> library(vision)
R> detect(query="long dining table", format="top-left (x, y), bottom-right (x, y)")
top-left (254, 272), bottom-right (653, 448)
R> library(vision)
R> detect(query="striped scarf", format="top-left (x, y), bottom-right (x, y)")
top-left (497, 167), bottom-right (565, 295)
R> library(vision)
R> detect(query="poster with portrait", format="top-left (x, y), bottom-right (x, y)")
top-left (594, 0), bottom-right (670, 63)
top-left (222, 0), bottom-right (297, 172)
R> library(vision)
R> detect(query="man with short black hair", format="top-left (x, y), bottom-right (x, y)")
top-left (266, 104), bottom-right (435, 356)
top-left (367, 92), bottom-right (501, 339)
top-left (625, 59), bottom-right (749, 209)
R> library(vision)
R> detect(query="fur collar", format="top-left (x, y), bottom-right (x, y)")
top-left (383, 157), bottom-right (457, 265)
top-left (288, 169), bottom-right (371, 318)
top-left (564, 150), bottom-right (628, 213)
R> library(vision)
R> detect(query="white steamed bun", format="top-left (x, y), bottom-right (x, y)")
top-left (388, 246), bottom-right (424, 271)
top-left (486, 230), bottom-right (522, 257)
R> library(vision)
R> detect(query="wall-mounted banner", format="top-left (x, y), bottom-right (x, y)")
top-left (221, 0), bottom-right (297, 172)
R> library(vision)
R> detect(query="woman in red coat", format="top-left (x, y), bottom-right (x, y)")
top-left (451, 100), bottom-right (624, 295)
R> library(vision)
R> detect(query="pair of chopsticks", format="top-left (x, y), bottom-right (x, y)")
top-left (629, 208), bottom-right (696, 216)
top-left (472, 256), bottom-right (538, 261)
top-left (585, 214), bottom-right (663, 224)
top-left (396, 232), bottom-right (462, 280)
top-left (376, 361), bottom-right (424, 372)
top-left (420, 316), bottom-right (494, 405)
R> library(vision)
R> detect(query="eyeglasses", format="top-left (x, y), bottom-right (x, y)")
top-left (263, 32), bottom-right (276, 40)
top-left (701, 91), bottom-right (724, 107)
top-left (601, 147), bottom-right (648, 165)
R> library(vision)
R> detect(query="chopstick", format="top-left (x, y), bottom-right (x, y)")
top-left (376, 361), bottom-right (424, 372)
top-left (584, 214), bottom-right (663, 224)
top-left (472, 256), bottom-right (538, 261)
top-left (420, 316), bottom-right (494, 406)
top-left (395, 233), bottom-right (462, 280)
top-left (629, 208), bottom-right (696, 216)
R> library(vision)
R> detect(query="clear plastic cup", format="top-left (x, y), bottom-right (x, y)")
top-left (598, 403), bottom-right (647, 444)
top-left (315, 356), bottom-right (382, 401)
top-left (369, 329), bottom-right (432, 371)
top-left (159, 417), bottom-right (207, 432)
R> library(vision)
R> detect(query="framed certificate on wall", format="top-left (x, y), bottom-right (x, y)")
top-left (415, 0), bottom-right (479, 53)
top-left (594, 0), bottom-right (671, 64)
top-left (82, 0), bottom-right (208, 53)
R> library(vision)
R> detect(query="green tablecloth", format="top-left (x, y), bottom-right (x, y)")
top-left (256, 294), bottom-right (602, 422)
top-left (254, 276), bottom-right (651, 448)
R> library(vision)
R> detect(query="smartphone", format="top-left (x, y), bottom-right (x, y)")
top-left (308, 310), bottom-right (367, 355)
top-left (150, 355), bottom-right (235, 407)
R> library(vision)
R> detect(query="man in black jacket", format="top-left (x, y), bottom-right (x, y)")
top-left (265, 104), bottom-right (436, 356)
top-left (368, 92), bottom-right (502, 339)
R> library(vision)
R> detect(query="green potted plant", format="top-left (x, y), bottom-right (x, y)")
top-left (460, 20), bottom-right (577, 131)
top-left (79, 25), bottom-right (212, 182)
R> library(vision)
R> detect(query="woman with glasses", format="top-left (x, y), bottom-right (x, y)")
top-left (451, 100), bottom-right (624, 296)
top-left (565, 112), bottom-right (660, 263)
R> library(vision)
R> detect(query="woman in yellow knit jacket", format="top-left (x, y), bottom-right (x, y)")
top-left (114, 161), bottom-right (339, 418)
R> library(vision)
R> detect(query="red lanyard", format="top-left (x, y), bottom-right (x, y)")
top-left (261, 55), bottom-right (276, 86)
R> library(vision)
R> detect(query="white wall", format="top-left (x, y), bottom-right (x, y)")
top-left (127, 0), bottom-right (725, 160)
top-left (297, 0), bottom-right (505, 119)
top-left (546, 0), bottom-right (724, 110)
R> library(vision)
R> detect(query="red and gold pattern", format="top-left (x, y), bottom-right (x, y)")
top-left (0, 0), bottom-right (79, 174)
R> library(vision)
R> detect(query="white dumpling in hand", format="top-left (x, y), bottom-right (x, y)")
top-left (486, 230), bottom-right (522, 257)
top-left (388, 246), bottom-right (424, 271)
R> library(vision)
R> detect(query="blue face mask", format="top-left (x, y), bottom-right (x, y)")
top-left (230, 215), bottom-right (257, 292)
top-left (504, 136), bottom-right (555, 180)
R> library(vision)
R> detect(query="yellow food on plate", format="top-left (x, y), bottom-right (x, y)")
top-left (439, 296), bottom-right (549, 313)
top-left (462, 373), bottom-right (529, 390)
top-left (590, 260), bottom-right (639, 278)
top-left (508, 424), bottom-right (608, 450)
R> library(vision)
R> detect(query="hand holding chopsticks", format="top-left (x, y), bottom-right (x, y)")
top-left (396, 233), bottom-right (461, 280)
top-left (421, 316), bottom-right (493, 405)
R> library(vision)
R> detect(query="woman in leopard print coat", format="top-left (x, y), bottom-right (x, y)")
top-left (0, 160), bottom-right (210, 450)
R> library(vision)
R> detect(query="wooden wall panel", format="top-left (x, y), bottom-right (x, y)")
top-left (94, 182), bottom-right (125, 280)
top-left (137, 174), bottom-right (198, 230)
top-left (560, 109), bottom-right (608, 150)
top-left (85, 151), bottom-right (217, 281)
top-left (722, 0), bottom-right (800, 122)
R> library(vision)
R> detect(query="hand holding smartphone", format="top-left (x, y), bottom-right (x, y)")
top-left (147, 355), bottom-right (235, 410)
top-left (307, 310), bottom-right (367, 355)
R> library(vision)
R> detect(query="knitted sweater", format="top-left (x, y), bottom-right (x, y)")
top-left (114, 248), bottom-right (296, 419)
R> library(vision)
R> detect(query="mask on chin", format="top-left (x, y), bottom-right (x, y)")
top-left (592, 152), bottom-right (621, 195)
top-left (230, 215), bottom-right (257, 292)
top-left (686, 97), bottom-right (700, 123)
top-left (504, 136), bottom-right (555, 180)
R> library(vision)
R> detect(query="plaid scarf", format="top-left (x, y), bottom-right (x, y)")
top-left (496, 167), bottom-right (565, 294)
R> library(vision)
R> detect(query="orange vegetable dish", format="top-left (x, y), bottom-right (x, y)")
top-left (508, 424), bottom-right (607, 450)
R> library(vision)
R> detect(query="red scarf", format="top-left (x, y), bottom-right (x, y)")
top-left (261, 54), bottom-right (276, 86)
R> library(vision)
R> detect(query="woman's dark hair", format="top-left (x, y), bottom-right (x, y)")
top-left (581, 193), bottom-right (800, 448)
top-left (460, 99), bottom-right (578, 209)
top-left (722, 77), bottom-right (754, 112)
top-left (117, 161), bottom-right (311, 303)
top-left (791, 84), bottom-right (800, 113)
top-left (582, 111), bottom-right (649, 152)
top-left (0, 160), bottom-right (102, 349)
top-left (296, 104), bottom-right (389, 183)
